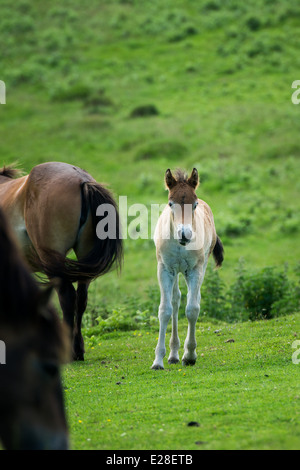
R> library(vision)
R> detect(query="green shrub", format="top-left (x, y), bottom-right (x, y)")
top-left (87, 262), bottom-right (299, 331)
top-left (50, 81), bottom-right (93, 102)
top-left (96, 307), bottom-right (158, 333)
top-left (245, 16), bottom-right (261, 31)
top-left (231, 264), bottom-right (295, 321)
top-left (8, 63), bottom-right (46, 86)
top-left (201, 263), bottom-right (228, 320)
top-left (217, 215), bottom-right (252, 239)
top-left (202, 261), bottom-right (300, 323)
top-left (167, 24), bottom-right (198, 43)
top-left (83, 90), bottom-right (115, 115)
top-left (129, 104), bottom-right (159, 118)
top-left (226, 259), bottom-right (249, 322)
top-left (202, 1), bottom-right (221, 11)
top-left (0, 16), bottom-right (35, 34)
top-left (280, 217), bottom-right (299, 235)
top-left (271, 263), bottom-right (300, 317)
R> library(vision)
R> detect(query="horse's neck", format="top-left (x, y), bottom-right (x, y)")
top-left (0, 176), bottom-right (10, 185)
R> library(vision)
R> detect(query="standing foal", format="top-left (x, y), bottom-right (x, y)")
top-left (152, 168), bottom-right (224, 370)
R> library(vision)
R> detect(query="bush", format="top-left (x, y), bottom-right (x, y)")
top-left (271, 263), bottom-right (300, 317)
top-left (8, 62), bottom-right (46, 86)
top-left (0, 16), bottom-right (35, 34)
top-left (83, 90), bottom-right (115, 115)
top-left (217, 215), bottom-right (252, 239)
top-left (51, 82), bottom-right (92, 102)
top-left (228, 262), bottom-right (299, 321)
top-left (129, 104), bottom-right (159, 118)
top-left (201, 264), bottom-right (228, 320)
top-left (245, 16), bottom-right (261, 31)
top-left (84, 262), bottom-right (299, 330)
top-left (201, 261), bottom-right (299, 323)
top-left (167, 24), bottom-right (198, 43)
top-left (96, 307), bottom-right (158, 333)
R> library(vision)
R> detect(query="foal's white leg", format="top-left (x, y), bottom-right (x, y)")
top-left (168, 276), bottom-right (181, 364)
top-left (152, 262), bottom-right (175, 370)
top-left (182, 268), bottom-right (203, 366)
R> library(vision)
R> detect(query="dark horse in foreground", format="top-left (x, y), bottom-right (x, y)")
top-left (0, 162), bottom-right (123, 360)
top-left (0, 208), bottom-right (70, 449)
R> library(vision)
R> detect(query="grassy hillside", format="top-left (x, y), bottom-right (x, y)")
top-left (1, 0), bottom-right (300, 313)
top-left (1, 0), bottom-right (300, 452)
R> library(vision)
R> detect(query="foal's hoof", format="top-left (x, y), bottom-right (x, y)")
top-left (168, 357), bottom-right (180, 365)
top-left (151, 363), bottom-right (164, 370)
top-left (182, 358), bottom-right (196, 366)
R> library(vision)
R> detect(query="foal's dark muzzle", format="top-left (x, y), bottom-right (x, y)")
top-left (177, 224), bottom-right (193, 246)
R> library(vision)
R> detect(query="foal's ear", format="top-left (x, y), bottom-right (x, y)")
top-left (187, 168), bottom-right (199, 189)
top-left (165, 169), bottom-right (177, 190)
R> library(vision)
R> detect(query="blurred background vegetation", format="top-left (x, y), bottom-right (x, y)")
top-left (0, 0), bottom-right (299, 325)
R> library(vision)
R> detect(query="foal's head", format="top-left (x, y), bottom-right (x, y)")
top-left (165, 168), bottom-right (199, 246)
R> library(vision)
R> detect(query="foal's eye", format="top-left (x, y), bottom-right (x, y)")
top-left (193, 201), bottom-right (198, 210)
top-left (168, 201), bottom-right (174, 207)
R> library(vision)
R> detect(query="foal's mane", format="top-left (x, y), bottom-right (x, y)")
top-left (173, 168), bottom-right (188, 183)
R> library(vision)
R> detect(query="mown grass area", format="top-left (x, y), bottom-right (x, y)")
top-left (64, 313), bottom-right (300, 450)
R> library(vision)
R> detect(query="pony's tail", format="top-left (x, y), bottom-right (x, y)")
top-left (213, 235), bottom-right (224, 268)
top-left (40, 181), bottom-right (123, 283)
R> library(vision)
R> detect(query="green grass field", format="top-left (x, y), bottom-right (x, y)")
top-left (1, 0), bottom-right (300, 450)
top-left (64, 313), bottom-right (300, 450)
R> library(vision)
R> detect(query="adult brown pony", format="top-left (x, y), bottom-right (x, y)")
top-left (0, 208), bottom-right (70, 449)
top-left (0, 162), bottom-right (123, 360)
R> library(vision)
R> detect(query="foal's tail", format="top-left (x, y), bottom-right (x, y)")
top-left (213, 235), bottom-right (224, 268)
top-left (40, 181), bottom-right (123, 283)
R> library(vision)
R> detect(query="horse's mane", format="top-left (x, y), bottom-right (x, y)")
top-left (0, 165), bottom-right (22, 179)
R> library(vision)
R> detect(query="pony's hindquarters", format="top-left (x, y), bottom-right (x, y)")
top-left (23, 163), bottom-right (122, 360)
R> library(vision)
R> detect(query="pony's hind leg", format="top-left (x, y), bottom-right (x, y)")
top-left (168, 276), bottom-right (181, 365)
top-left (55, 280), bottom-right (78, 360)
top-left (73, 281), bottom-right (90, 361)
